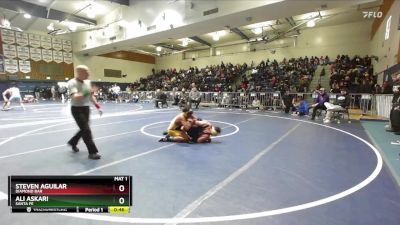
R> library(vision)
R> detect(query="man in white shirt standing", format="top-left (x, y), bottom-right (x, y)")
top-left (112, 84), bottom-right (121, 103)
top-left (2, 86), bottom-right (25, 111)
top-left (189, 87), bottom-right (201, 109)
top-left (67, 65), bottom-right (102, 160)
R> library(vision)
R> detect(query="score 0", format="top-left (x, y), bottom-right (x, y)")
top-left (114, 176), bottom-right (128, 193)
top-left (114, 176), bottom-right (129, 205)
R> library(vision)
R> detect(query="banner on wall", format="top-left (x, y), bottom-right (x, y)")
top-left (62, 39), bottom-right (72, 52)
top-left (41, 36), bottom-right (52, 49)
top-left (4, 58), bottom-right (18, 73)
top-left (30, 48), bottom-right (42, 61)
top-left (42, 49), bottom-right (53, 62)
top-left (52, 38), bottom-right (62, 51)
top-left (28, 34), bottom-right (41, 48)
top-left (53, 50), bottom-right (63, 63)
top-left (15, 32), bottom-right (29, 46)
top-left (1, 29), bottom-right (15, 44)
top-left (2, 44), bottom-right (17, 58)
top-left (17, 46), bottom-right (30, 60)
top-left (63, 52), bottom-right (73, 64)
top-left (18, 60), bottom-right (31, 73)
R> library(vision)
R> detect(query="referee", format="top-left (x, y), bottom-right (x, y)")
top-left (67, 65), bottom-right (102, 160)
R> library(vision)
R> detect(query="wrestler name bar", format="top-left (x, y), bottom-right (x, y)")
top-left (8, 175), bottom-right (132, 212)
top-left (12, 206), bottom-right (130, 213)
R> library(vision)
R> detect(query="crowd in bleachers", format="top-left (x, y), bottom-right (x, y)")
top-left (126, 54), bottom-right (384, 97)
top-left (242, 56), bottom-right (326, 93)
top-left (130, 62), bottom-right (248, 92)
top-left (3, 54), bottom-right (383, 106)
top-left (329, 55), bottom-right (381, 93)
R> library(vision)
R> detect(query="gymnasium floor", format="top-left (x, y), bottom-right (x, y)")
top-left (0, 102), bottom-right (399, 225)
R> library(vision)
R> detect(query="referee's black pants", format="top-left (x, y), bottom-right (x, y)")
top-left (68, 106), bottom-right (99, 154)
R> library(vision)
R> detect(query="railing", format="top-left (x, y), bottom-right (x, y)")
top-left (18, 89), bottom-right (392, 119)
top-left (117, 91), bottom-right (394, 117)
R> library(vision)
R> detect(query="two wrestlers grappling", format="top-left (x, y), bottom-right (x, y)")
top-left (159, 107), bottom-right (221, 143)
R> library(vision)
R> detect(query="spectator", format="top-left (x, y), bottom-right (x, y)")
top-left (189, 87), bottom-right (201, 109)
top-left (323, 89), bottom-right (350, 123)
top-left (281, 90), bottom-right (295, 114)
top-left (34, 86), bottom-right (40, 101)
top-left (310, 88), bottom-right (329, 120)
top-left (251, 98), bottom-right (261, 109)
top-left (58, 83), bottom-right (68, 104)
top-left (382, 81), bottom-right (393, 94)
top-left (292, 97), bottom-right (308, 116)
top-left (155, 89), bottom-right (168, 108)
top-left (373, 84), bottom-right (382, 94)
top-left (388, 86), bottom-right (400, 133)
top-left (51, 85), bottom-right (56, 100)
top-left (132, 92), bottom-right (139, 103)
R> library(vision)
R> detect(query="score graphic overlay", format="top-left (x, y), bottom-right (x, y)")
top-left (8, 176), bottom-right (132, 213)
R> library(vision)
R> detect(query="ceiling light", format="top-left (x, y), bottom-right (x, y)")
top-left (217, 30), bottom-right (226, 36)
top-left (181, 38), bottom-right (188, 47)
top-left (213, 35), bottom-right (220, 41)
top-left (209, 30), bottom-right (226, 41)
top-left (117, 20), bottom-right (129, 28)
top-left (252, 27), bottom-right (262, 35)
top-left (87, 10), bottom-right (96, 19)
top-left (307, 20), bottom-right (315, 27)
top-left (47, 23), bottom-right (54, 31)
top-left (66, 22), bottom-right (77, 31)
top-left (23, 13), bottom-right (31, 19)
top-left (0, 18), bottom-right (11, 28)
top-left (248, 21), bottom-right (274, 29)
top-left (156, 46), bottom-right (162, 52)
top-left (212, 32), bottom-right (220, 41)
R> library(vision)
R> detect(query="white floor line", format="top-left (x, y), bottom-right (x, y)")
top-left (0, 111), bottom-right (384, 223)
top-left (232, 118), bottom-right (256, 125)
top-left (0, 107), bottom-right (170, 149)
top-left (0, 123), bottom-right (167, 160)
top-left (12, 115), bottom-right (166, 138)
top-left (0, 119), bottom-right (71, 129)
top-left (0, 117), bottom-right (66, 121)
top-left (0, 121), bottom-right (73, 146)
top-left (19, 103), bottom-right (66, 108)
top-left (75, 143), bottom-right (176, 175)
top-left (0, 191), bottom-right (7, 200)
top-left (0, 107), bottom-right (172, 129)
top-left (0, 103), bottom-right (145, 126)
top-left (166, 123), bottom-right (300, 225)
top-left (0, 144), bottom-right (67, 160)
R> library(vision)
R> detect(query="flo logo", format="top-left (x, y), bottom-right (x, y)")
top-left (363, 11), bottom-right (383, 18)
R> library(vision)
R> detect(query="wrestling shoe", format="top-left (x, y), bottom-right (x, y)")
top-left (88, 153), bottom-right (101, 160)
top-left (390, 140), bottom-right (400, 145)
top-left (159, 137), bottom-right (169, 142)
